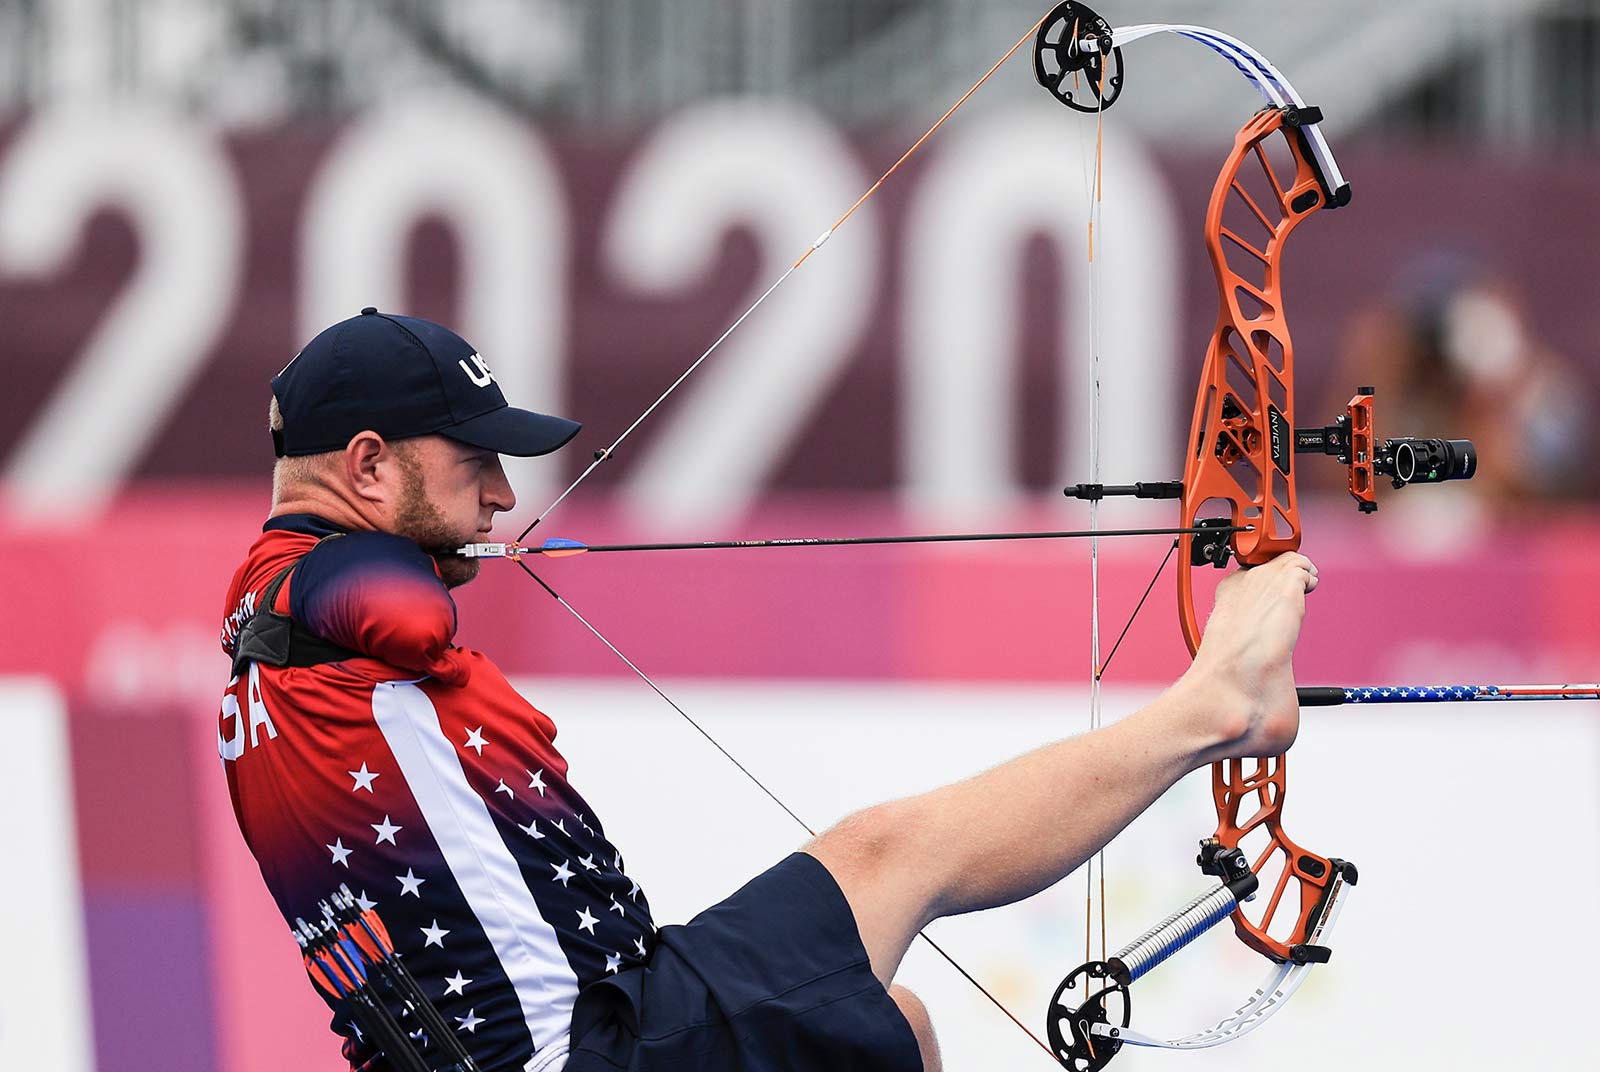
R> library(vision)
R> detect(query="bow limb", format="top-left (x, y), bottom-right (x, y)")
top-left (1106, 22), bottom-right (1351, 205)
top-left (1086, 870), bottom-right (1353, 1052)
top-left (1037, 2), bottom-right (1351, 201)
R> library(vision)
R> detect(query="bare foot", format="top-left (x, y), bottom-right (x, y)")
top-left (1184, 552), bottom-right (1318, 760)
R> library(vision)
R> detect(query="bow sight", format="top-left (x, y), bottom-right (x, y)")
top-left (1073, 385), bottom-right (1478, 570)
top-left (1296, 387), bottom-right (1477, 512)
top-left (1190, 386), bottom-right (1478, 567)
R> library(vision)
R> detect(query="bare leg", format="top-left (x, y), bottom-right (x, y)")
top-left (807, 552), bottom-right (1317, 985)
top-left (889, 985), bottom-right (941, 1072)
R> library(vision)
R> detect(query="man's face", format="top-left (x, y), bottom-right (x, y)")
top-left (391, 436), bottom-right (516, 587)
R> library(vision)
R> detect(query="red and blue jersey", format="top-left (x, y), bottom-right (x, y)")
top-left (218, 514), bottom-right (654, 1072)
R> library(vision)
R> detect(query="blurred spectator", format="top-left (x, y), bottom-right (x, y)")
top-left (1330, 252), bottom-right (1592, 506)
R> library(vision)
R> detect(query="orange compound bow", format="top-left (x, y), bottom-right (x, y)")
top-left (1044, 7), bottom-right (1475, 1068)
top-left (1048, 99), bottom-right (1363, 1072)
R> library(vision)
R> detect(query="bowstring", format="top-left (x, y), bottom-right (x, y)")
top-left (501, 11), bottom-right (1071, 1065)
top-left (1081, 31), bottom-right (1111, 982)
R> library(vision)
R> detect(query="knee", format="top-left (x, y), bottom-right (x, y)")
top-left (807, 804), bottom-right (899, 899)
top-left (889, 985), bottom-right (942, 1072)
top-left (809, 800), bottom-right (930, 900)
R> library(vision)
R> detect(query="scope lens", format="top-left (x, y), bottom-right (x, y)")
top-left (1392, 438), bottom-right (1477, 484)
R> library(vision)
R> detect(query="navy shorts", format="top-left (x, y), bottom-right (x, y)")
top-left (565, 851), bottom-right (923, 1071)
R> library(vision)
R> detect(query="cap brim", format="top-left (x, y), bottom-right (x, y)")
top-left (443, 406), bottom-right (581, 457)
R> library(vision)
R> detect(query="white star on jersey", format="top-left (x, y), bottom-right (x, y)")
top-left (463, 726), bottom-right (488, 755)
top-left (327, 838), bottom-right (352, 867)
top-left (455, 1009), bottom-right (484, 1034)
top-left (371, 816), bottom-right (401, 845)
top-left (444, 970), bottom-right (471, 996)
top-left (421, 920), bottom-right (450, 948)
top-left (576, 907), bottom-right (598, 934)
top-left (347, 763), bottom-right (380, 792)
top-left (397, 868), bottom-right (426, 897)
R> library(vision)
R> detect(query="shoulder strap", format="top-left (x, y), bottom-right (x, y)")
top-left (230, 537), bottom-right (363, 677)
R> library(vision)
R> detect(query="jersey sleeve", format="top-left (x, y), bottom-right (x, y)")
top-left (289, 531), bottom-right (470, 685)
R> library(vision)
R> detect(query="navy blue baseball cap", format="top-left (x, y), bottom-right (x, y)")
top-left (271, 308), bottom-right (581, 458)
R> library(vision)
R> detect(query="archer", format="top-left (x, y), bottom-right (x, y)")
top-left (217, 308), bottom-right (1319, 1072)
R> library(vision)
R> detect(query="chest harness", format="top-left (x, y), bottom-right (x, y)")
top-left (229, 537), bottom-right (363, 677)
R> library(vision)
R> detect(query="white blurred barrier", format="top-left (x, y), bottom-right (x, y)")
top-left (0, 678), bottom-right (95, 1072)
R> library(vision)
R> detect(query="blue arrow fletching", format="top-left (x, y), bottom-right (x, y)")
top-left (539, 537), bottom-right (589, 557)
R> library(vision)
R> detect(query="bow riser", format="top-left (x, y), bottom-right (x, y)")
top-left (1210, 757), bottom-right (1338, 962)
top-left (1178, 107), bottom-right (1325, 603)
top-left (1177, 106), bottom-right (1341, 965)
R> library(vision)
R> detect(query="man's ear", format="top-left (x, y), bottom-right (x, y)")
top-left (345, 432), bottom-right (391, 504)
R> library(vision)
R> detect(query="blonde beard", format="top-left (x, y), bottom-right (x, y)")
top-left (392, 445), bottom-right (479, 589)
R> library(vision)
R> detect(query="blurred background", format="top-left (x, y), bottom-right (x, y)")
top-left (3, 1), bottom-right (1598, 1070)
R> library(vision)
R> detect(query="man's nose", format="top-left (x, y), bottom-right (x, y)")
top-left (485, 458), bottom-right (516, 512)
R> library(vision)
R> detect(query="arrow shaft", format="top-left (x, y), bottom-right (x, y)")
top-left (1298, 684), bottom-right (1600, 706)
top-left (550, 524), bottom-right (1249, 556)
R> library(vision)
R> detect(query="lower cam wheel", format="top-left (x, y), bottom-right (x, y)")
top-left (1045, 961), bottom-right (1130, 1071)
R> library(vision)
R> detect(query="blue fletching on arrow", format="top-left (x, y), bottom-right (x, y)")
top-left (539, 537), bottom-right (590, 557)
